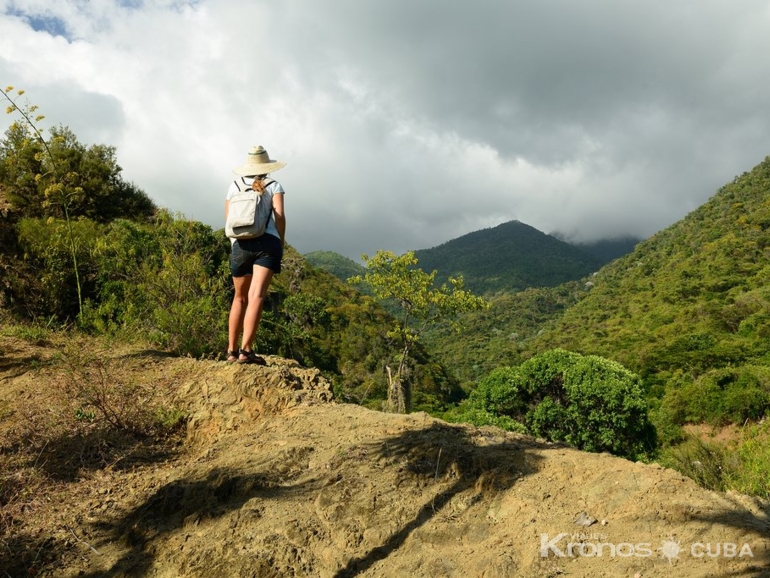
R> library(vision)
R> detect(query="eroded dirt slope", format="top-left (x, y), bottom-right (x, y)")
top-left (1, 336), bottom-right (769, 577)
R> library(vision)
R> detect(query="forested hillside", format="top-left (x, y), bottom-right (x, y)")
top-left (423, 281), bottom-right (587, 387)
top-left (530, 157), bottom-right (770, 433)
top-left (304, 250), bottom-right (364, 279)
top-left (413, 220), bottom-right (603, 295)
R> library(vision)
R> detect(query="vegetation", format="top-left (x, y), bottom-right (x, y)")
top-left (447, 349), bottom-right (656, 460)
top-left (528, 157), bottom-right (770, 433)
top-left (1, 86), bottom-right (154, 319)
top-left (304, 250), bottom-right (365, 280)
top-left (657, 421), bottom-right (770, 499)
top-left (349, 251), bottom-right (488, 413)
top-left (422, 280), bottom-right (589, 388)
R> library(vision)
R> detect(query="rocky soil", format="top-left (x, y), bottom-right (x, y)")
top-left (1, 334), bottom-right (768, 577)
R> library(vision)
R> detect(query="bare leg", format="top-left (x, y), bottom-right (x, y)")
top-left (240, 265), bottom-right (274, 352)
top-left (229, 275), bottom-right (252, 354)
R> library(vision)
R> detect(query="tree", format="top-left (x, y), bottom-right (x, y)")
top-left (349, 250), bottom-right (488, 413)
top-left (460, 349), bottom-right (656, 460)
top-left (1, 86), bottom-right (155, 321)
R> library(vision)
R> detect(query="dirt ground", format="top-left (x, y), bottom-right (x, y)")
top-left (1, 334), bottom-right (768, 577)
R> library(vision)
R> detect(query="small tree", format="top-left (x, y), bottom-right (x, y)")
top-left (349, 250), bottom-right (488, 413)
top-left (2, 86), bottom-right (90, 318)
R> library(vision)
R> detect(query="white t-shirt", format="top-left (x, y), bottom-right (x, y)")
top-left (226, 177), bottom-right (285, 240)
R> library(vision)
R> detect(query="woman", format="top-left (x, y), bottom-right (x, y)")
top-left (225, 145), bottom-right (286, 364)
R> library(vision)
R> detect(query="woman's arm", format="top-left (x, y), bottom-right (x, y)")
top-left (272, 193), bottom-right (286, 247)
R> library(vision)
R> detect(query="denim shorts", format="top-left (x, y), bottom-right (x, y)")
top-left (229, 234), bottom-right (283, 277)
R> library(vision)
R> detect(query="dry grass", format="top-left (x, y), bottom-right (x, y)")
top-left (0, 328), bottom-right (189, 574)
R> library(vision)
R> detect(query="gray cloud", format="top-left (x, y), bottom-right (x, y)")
top-left (1, 0), bottom-right (769, 260)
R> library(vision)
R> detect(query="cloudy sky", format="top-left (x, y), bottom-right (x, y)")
top-left (1, 1), bottom-right (769, 261)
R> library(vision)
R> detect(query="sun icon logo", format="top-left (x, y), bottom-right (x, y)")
top-left (658, 537), bottom-right (682, 564)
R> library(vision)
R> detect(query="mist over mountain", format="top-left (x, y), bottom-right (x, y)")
top-left (564, 235), bottom-right (643, 263)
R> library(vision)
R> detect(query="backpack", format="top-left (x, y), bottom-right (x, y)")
top-left (225, 177), bottom-right (275, 239)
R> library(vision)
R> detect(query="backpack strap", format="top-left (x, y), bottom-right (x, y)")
top-left (233, 177), bottom-right (275, 191)
top-left (234, 177), bottom-right (249, 192)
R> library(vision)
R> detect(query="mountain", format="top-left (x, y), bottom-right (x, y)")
top-left (304, 250), bottom-right (364, 281)
top-left (413, 220), bottom-right (603, 295)
top-left (424, 160), bottom-right (770, 399)
top-left (525, 157), bottom-right (770, 427)
top-left (532, 157), bottom-right (770, 373)
top-left (303, 226), bottom-right (638, 299)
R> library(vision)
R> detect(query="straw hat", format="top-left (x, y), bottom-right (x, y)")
top-left (232, 145), bottom-right (286, 176)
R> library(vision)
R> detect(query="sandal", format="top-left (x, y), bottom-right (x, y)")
top-left (237, 349), bottom-right (266, 365)
top-left (226, 349), bottom-right (238, 363)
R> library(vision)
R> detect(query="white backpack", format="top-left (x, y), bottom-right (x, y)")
top-left (225, 177), bottom-right (274, 239)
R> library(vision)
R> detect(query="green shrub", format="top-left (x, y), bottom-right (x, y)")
top-left (459, 349), bottom-right (656, 460)
top-left (86, 213), bottom-right (231, 357)
top-left (16, 217), bottom-right (103, 320)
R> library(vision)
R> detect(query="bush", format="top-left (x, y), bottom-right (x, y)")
top-left (658, 365), bottom-right (770, 426)
top-left (15, 217), bottom-right (103, 320)
top-left (458, 349), bottom-right (656, 460)
top-left (86, 213), bottom-right (231, 357)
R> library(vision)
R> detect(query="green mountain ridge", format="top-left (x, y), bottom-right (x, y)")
top-left (304, 221), bottom-right (632, 297)
top-left (532, 156), bottom-right (770, 379)
top-left (523, 156), bottom-right (770, 432)
top-left (413, 220), bottom-right (604, 295)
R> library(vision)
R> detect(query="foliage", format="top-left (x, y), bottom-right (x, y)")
top-left (728, 419), bottom-right (770, 499)
top-left (16, 216), bottom-right (103, 320)
top-left (656, 365), bottom-right (770, 427)
top-left (655, 420), bottom-right (770, 499)
top-left (1, 86), bottom-right (155, 321)
top-left (422, 280), bottom-right (589, 388)
top-left (453, 349), bottom-right (656, 460)
top-left (84, 212), bottom-right (231, 357)
top-left (349, 250), bottom-right (489, 413)
top-left (304, 250), bottom-right (365, 280)
top-left (0, 118), bottom-right (154, 223)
